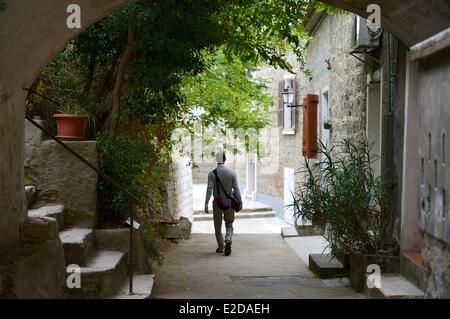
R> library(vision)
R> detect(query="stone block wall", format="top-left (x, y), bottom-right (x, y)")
top-left (422, 233), bottom-right (450, 298)
top-left (253, 55), bottom-right (304, 200)
top-left (25, 140), bottom-right (98, 228)
top-left (255, 13), bottom-right (368, 202)
top-left (165, 157), bottom-right (194, 221)
top-left (328, 14), bottom-right (367, 143)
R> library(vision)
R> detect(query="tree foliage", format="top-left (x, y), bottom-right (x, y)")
top-left (181, 50), bottom-right (272, 131)
top-left (27, 0), bottom-right (334, 224)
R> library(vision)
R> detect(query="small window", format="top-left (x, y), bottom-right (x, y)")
top-left (281, 77), bottom-right (296, 133)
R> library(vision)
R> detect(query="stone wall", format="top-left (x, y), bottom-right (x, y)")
top-left (165, 157), bottom-right (194, 221)
top-left (422, 233), bottom-right (450, 298)
top-left (254, 13), bottom-right (367, 204)
top-left (328, 14), bottom-right (367, 143)
top-left (25, 140), bottom-right (98, 227)
top-left (254, 63), bottom-right (303, 200)
top-left (415, 43), bottom-right (450, 297)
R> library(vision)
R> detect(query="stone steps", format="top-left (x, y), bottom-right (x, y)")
top-left (25, 195), bottom-right (154, 299)
top-left (194, 205), bottom-right (272, 215)
top-left (364, 273), bottom-right (425, 299)
top-left (28, 204), bottom-right (65, 230)
top-left (308, 254), bottom-right (348, 279)
top-left (112, 274), bottom-right (155, 299)
top-left (281, 227), bottom-right (299, 238)
top-left (193, 211), bottom-right (276, 221)
top-left (65, 250), bottom-right (128, 298)
top-left (59, 228), bottom-right (94, 266)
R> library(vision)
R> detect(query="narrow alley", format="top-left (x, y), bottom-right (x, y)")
top-left (0, 0), bottom-right (449, 302)
top-left (152, 233), bottom-right (362, 299)
top-left (152, 184), bottom-right (363, 299)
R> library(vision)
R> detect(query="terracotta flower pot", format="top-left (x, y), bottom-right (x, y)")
top-left (54, 114), bottom-right (88, 141)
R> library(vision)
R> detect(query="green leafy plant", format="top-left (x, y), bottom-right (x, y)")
top-left (96, 131), bottom-right (168, 224)
top-left (291, 139), bottom-right (392, 260)
top-left (57, 103), bottom-right (88, 115)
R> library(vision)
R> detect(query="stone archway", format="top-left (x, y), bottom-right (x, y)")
top-left (0, 0), bottom-right (137, 250)
top-left (320, 0), bottom-right (450, 47)
top-left (0, 0), bottom-right (449, 252)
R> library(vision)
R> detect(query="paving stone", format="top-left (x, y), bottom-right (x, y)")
top-left (309, 254), bottom-right (348, 279)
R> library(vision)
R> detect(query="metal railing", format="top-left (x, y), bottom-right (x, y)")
top-left (24, 88), bottom-right (139, 295)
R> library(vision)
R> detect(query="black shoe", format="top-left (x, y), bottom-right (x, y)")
top-left (224, 241), bottom-right (232, 256)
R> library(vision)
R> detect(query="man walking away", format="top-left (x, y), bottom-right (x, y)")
top-left (205, 150), bottom-right (241, 256)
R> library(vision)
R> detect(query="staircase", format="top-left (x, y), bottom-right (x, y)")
top-left (25, 185), bottom-right (154, 299)
top-left (193, 201), bottom-right (275, 221)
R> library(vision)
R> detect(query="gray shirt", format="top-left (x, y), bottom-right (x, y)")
top-left (205, 164), bottom-right (241, 204)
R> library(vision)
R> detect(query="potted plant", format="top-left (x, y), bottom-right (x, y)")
top-left (291, 139), bottom-right (397, 292)
top-left (54, 104), bottom-right (89, 140)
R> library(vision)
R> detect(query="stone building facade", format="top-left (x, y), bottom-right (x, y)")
top-left (250, 13), bottom-right (370, 221)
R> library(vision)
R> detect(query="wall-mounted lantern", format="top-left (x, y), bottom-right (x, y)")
top-left (283, 87), bottom-right (302, 108)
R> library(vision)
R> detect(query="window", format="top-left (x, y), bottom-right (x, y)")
top-left (278, 77), bottom-right (296, 133)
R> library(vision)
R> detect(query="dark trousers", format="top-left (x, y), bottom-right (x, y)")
top-left (213, 200), bottom-right (235, 249)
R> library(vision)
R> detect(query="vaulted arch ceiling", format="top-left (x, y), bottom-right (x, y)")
top-left (1, 0), bottom-right (449, 93)
top-left (319, 0), bottom-right (450, 47)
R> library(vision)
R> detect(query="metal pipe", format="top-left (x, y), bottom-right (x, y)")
top-left (129, 204), bottom-right (134, 295)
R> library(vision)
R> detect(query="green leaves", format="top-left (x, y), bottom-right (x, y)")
top-left (181, 50), bottom-right (272, 132)
top-left (291, 139), bottom-right (392, 259)
top-left (97, 131), bottom-right (153, 222)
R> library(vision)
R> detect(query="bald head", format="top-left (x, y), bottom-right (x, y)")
top-left (216, 150), bottom-right (226, 164)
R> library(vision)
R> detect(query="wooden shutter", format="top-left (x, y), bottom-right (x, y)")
top-left (278, 80), bottom-right (284, 128)
top-left (302, 94), bottom-right (319, 158)
top-left (291, 78), bottom-right (297, 131)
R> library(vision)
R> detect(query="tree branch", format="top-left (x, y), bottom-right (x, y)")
top-left (107, 15), bottom-right (136, 132)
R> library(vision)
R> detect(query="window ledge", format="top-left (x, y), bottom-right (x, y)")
top-left (282, 129), bottom-right (296, 135)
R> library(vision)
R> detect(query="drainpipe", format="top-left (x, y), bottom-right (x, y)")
top-left (386, 33), bottom-right (400, 248)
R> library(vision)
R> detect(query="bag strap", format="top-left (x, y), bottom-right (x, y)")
top-left (213, 169), bottom-right (220, 197)
top-left (213, 169), bottom-right (229, 197)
